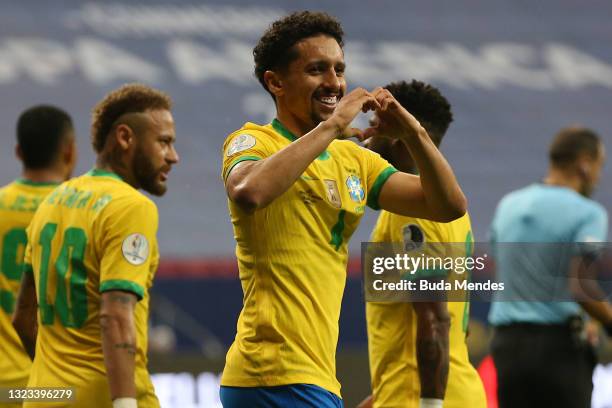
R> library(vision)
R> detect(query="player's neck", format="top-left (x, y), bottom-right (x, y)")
top-left (543, 168), bottom-right (582, 194)
top-left (95, 158), bottom-right (138, 189)
top-left (393, 160), bottom-right (416, 174)
top-left (275, 109), bottom-right (314, 138)
top-left (21, 167), bottom-right (64, 184)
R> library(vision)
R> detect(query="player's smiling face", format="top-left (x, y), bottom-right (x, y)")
top-left (132, 109), bottom-right (179, 196)
top-left (276, 35), bottom-right (346, 133)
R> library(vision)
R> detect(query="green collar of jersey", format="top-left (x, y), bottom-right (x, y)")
top-left (87, 168), bottom-right (123, 181)
top-left (272, 119), bottom-right (330, 161)
top-left (272, 118), bottom-right (296, 142)
top-left (15, 178), bottom-right (60, 187)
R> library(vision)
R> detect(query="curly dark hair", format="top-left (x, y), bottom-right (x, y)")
top-left (91, 83), bottom-right (172, 153)
top-left (385, 80), bottom-right (453, 146)
top-left (253, 11), bottom-right (344, 97)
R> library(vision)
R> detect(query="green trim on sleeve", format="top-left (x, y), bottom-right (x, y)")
top-left (223, 155), bottom-right (261, 181)
top-left (100, 279), bottom-right (145, 300)
top-left (367, 166), bottom-right (398, 210)
top-left (22, 263), bottom-right (33, 276)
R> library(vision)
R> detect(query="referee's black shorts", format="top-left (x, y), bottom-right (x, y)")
top-left (492, 321), bottom-right (597, 408)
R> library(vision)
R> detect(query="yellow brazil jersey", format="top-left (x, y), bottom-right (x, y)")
top-left (221, 119), bottom-right (397, 397)
top-left (0, 179), bottom-right (58, 407)
top-left (366, 211), bottom-right (486, 408)
top-left (22, 169), bottom-right (160, 408)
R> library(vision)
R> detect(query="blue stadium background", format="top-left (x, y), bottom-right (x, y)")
top-left (1, 1), bottom-right (612, 406)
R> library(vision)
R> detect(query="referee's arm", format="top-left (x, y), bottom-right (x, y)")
top-left (569, 255), bottom-right (612, 334)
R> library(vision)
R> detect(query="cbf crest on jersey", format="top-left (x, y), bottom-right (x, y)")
top-left (226, 134), bottom-right (256, 156)
top-left (122, 233), bottom-right (149, 266)
top-left (346, 175), bottom-right (364, 203)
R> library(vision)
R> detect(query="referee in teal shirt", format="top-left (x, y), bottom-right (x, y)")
top-left (488, 127), bottom-right (610, 408)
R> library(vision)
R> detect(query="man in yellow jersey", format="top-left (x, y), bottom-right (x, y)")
top-left (12, 84), bottom-right (179, 408)
top-left (220, 11), bottom-right (467, 408)
top-left (357, 81), bottom-right (486, 408)
top-left (0, 105), bottom-right (76, 408)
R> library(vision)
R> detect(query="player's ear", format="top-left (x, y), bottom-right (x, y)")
top-left (114, 124), bottom-right (135, 151)
top-left (15, 144), bottom-right (23, 162)
top-left (264, 70), bottom-right (284, 97)
top-left (576, 154), bottom-right (592, 180)
top-left (62, 137), bottom-right (78, 180)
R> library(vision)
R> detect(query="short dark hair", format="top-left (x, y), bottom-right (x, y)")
top-left (385, 80), bottom-right (453, 146)
top-left (253, 11), bottom-right (344, 97)
top-left (91, 83), bottom-right (172, 153)
top-left (16, 105), bottom-right (73, 169)
top-left (549, 127), bottom-right (601, 167)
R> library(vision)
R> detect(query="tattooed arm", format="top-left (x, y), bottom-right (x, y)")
top-left (100, 290), bottom-right (138, 400)
top-left (412, 302), bottom-right (450, 401)
top-left (12, 270), bottom-right (38, 360)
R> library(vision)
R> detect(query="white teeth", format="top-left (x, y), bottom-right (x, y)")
top-left (319, 96), bottom-right (337, 104)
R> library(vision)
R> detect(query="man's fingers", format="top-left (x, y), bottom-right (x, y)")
top-left (362, 95), bottom-right (381, 113)
top-left (361, 126), bottom-right (380, 141)
top-left (380, 96), bottom-right (392, 111)
top-left (340, 127), bottom-right (364, 140)
top-left (371, 87), bottom-right (384, 97)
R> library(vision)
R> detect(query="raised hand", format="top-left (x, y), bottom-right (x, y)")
top-left (328, 87), bottom-right (381, 138)
top-left (362, 87), bottom-right (426, 142)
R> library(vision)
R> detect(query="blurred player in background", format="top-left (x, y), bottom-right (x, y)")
top-left (357, 80), bottom-right (486, 408)
top-left (0, 105), bottom-right (76, 407)
top-left (13, 84), bottom-right (179, 408)
top-left (220, 11), bottom-right (466, 408)
top-left (488, 127), bottom-right (609, 407)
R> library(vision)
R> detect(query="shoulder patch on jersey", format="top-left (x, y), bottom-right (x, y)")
top-left (402, 223), bottom-right (426, 252)
top-left (226, 134), bottom-right (256, 156)
top-left (122, 233), bottom-right (149, 266)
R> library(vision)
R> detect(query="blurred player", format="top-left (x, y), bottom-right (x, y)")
top-left (220, 11), bottom-right (466, 408)
top-left (358, 81), bottom-right (486, 408)
top-left (488, 127), bottom-right (609, 408)
top-left (0, 105), bottom-right (76, 407)
top-left (13, 84), bottom-right (179, 408)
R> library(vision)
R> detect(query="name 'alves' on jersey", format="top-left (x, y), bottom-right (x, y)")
top-left (221, 120), bottom-right (396, 397)
top-left (0, 179), bottom-right (58, 391)
top-left (23, 169), bottom-right (159, 408)
top-left (366, 211), bottom-right (486, 408)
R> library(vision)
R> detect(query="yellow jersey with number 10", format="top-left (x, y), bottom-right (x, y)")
top-left (366, 211), bottom-right (486, 408)
top-left (0, 179), bottom-right (58, 403)
top-left (221, 120), bottom-right (397, 397)
top-left (23, 169), bottom-right (160, 408)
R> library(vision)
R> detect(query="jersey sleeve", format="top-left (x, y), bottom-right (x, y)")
top-left (97, 197), bottom-right (159, 300)
top-left (22, 239), bottom-right (33, 277)
top-left (574, 205), bottom-right (608, 243)
top-left (573, 205), bottom-right (608, 257)
top-left (361, 148), bottom-right (397, 210)
top-left (370, 212), bottom-right (392, 242)
top-left (222, 130), bottom-right (275, 182)
top-left (392, 219), bottom-right (449, 279)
